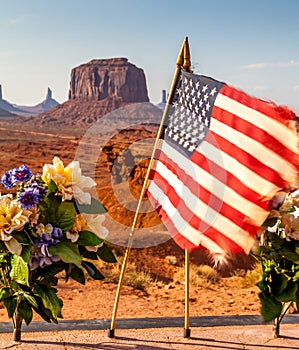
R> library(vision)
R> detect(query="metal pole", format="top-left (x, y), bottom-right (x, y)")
top-left (184, 248), bottom-right (191, 338)
top-left (107, 37), bottom-right (191, 338)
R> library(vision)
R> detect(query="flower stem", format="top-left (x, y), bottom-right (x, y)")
top-left (13, 310), bottom-right (23, 342)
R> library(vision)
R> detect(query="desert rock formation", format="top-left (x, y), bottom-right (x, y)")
top-left (69, 58), bottom-right (149, 103)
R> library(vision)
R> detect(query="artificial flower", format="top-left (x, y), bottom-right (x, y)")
top-left (0, 193), bottom-right (30, 254)
top-left (42, 157), bottom-right (96, 204)
top-left (66, 213), bottom-right (108, 243)
top-left (281, 213), bottom-right (299, 240)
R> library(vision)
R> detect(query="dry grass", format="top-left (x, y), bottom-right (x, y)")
top-left (240, 263), bottom-right (263, 288)
top-left (95, 255), bottom-right (153, 291)
top-left (173, 264), bottom-right (220, 287)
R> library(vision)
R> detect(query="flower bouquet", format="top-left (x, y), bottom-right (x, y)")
top-left (253, 190), bottom-right (299, 337)
top-left (0, 157), bottom-right (116, 341)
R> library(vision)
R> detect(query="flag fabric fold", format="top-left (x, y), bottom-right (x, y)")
top-left (147, 70), bottom-right (299, 263)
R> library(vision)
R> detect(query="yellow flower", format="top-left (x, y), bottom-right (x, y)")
top-left (0, 193), bottom-right (30, 255)
top-left (42, 157), bottom-right (96, 204)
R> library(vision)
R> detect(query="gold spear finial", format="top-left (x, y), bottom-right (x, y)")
top-left (176, 37), bottom-right (192, 72)
top-left (183, 37), bottom-right (192, 72)
top-left (176, 37), bottom-right (186, 67)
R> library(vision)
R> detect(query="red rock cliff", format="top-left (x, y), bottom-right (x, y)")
top-left (68, 58), bottom-right (149, 103)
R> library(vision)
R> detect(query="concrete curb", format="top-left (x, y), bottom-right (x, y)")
top-left (1, 314), bottom-right (299, 333)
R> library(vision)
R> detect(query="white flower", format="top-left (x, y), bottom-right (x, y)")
top-left (81, 213), bottom-right (108, 239)
top-left (66, 213), bottom-right (108, 243)
top-left (42, 157), bottom-right (96, 204)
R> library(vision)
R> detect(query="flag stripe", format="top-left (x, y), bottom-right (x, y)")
top-left (154, 148), bottom-right (266, 236)
top-left (192, 135), bottom-right (282, 199)
top-left (202, 130), bottom-right (290, 189)
top-left (147, 181), bottom-right (250, 254)
top-left (147, 183), bottom-right (225, 252)
top-left (149, 167), bottom-right (256, 253)
top-left (219, 84), bottom-right (298, 151)
top-left (212, 103), bottom-right (298, 164)
top-left (151, 165), bottom-right (259, 242)
top-left (210, 117), bottom-right (297, 183)
top-left (160, 140), bottom-right (270, 222)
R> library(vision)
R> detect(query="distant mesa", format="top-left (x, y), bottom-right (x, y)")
top-left (0, 85), bottom-right (59, 116)
top-left (68, 57), bottom-right (149, 102)
top-left (34, 57), bottom-right (158, 130)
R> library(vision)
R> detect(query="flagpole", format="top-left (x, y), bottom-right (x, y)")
top-left (182, 39), bottom-right (192, 339)
top-left (184, 248), bottom-right (191, 338)
top-left (107, 37), bottom-right (191, 338)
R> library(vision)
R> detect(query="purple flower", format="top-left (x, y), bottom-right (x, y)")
top-left (18, 190), bottom-right (39, 209)
top-left (1, 170), bottom-right (15, 188)
top-left (12, 165), bottom-right (32, 182)
top-left (1, 165), bottom-right (32, 188)
top-left (29, 243), bottom-right (61, 270)
top-left (29, 225), bottom-right (63, 270)
top-left (29, 181), bottom-right (47, 200)
top-left (17, 181), bottom-right (47, 209)
top-left (36, 224), bottom-right (63, 246)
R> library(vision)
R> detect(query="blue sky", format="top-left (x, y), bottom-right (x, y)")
top-left (0, 0), bottom-right (298, 113)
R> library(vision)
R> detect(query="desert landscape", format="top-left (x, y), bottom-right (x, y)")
top-left (0, 113), bottom-right (262, 325)
top-left (0, 57), bottom-right (273, 326)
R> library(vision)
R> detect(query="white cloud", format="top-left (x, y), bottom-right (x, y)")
top-left (240, 61), bottom-right (299, 70)
top-left (294, 85), bottom-right (299, 91)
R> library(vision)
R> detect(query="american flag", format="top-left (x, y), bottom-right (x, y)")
top-left (147, 70), bottom-right (298, 263)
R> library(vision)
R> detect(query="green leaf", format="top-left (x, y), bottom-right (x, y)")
top-left (56, 202), bottom-right (76, 232)
top-left (40, 261), bottom-right (65, 279)
top-left (262, 217), bottom-right (279, 227)
top-left (47, 180), bottom-right (58, 195)
top-left (10, 255), bottom-right (29, 286)
top-left (256, 278), bottom-right (270, 295)
top-left (270, 271), bottom-right (288, 295)
top-left (74, 197), bottom-right (107, 214)
top-left (279, 247), bottom-right (299, 262)
top-left (22, 293), bottom-right (38, 309)
top-left (39, 193), bottom-right (61, 224)
top-left (39, 276), bottom-right (58, 287)
top-left (69, 265), bottom-right (85, 285)
top-left (82, 261), bottom-right (105, 280)
top-left (79, 246), bottom-right (98, 260)
top-left (34, 284), bottom-right (63, 320)
top-left (259, 292), bottom-right (283, 322)
top-left (276, 282), bottom-right (298, 302)
top-left (2, 296), bottom-right (17, 318)
top-left (293, 271), bottom-right (299, 282)
top-left (268, 232), bottom-right (285, 249)
top-left (18, 300), bottom-right (33, 326)
top-left (97, 243), bottom-right (117, 263)
top-left (21, 244), bottom-right (32, 264)
top-left (48, 240), bottom-right (82, 268)
top-left (33, 299), bottom-right (54, 323)
top-left (77, 230), bottom-right (103, 246)
top-left (0, 287), bottom-right (11, 301)
top-left (13, 231), bottom-right (31, 245)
